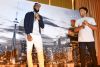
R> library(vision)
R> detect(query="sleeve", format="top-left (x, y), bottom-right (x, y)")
top-left (75, 20), bottom-right (79, 27)
top-left (91, 18), bottom-right (96, 25)
top-left (66, 30), bottom-right (68, 34)
top-left (39, 15), bottom-right (44, 29)
top-left (24, 12), bottom-right (30, 34)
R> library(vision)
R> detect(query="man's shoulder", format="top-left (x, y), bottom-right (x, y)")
top-left (26, 11), bottom-right (34, 15)
top-left (85, 17), bottom-right (95, 20)
top-left (76, 18), bottom-right (82, 23)
top-left (77, 17), bottom-right (94, 21)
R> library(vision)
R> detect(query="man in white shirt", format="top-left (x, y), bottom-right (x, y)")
top-left (75, 7), bottom-right (97, 67)
top-left (24, 3), bottom-right (44, 67)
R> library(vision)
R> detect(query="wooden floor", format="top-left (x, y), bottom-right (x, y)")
top-left (0, 63), bottom-right (75, 67)
top-left (0, 64), bottom-right (26, 67)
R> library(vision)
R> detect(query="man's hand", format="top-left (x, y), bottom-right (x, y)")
top-left (74, 25), bottom-right (84, 32)
top-left (83, 20), bottom-right (89, 26)
top-left (35, 13), bottom-right (40, 20)
top-left (83, 20), bottom-right (97, 30)
top-left (27, 34), bottom-right (32, 41)
top-left (68, 30), bottom-right (74, 36)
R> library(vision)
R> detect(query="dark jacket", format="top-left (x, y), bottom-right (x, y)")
top-left (24, 11), bottom-right (44, 34)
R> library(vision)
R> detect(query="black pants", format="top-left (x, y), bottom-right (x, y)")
top-left (79, 42), bottom-right (97, 67)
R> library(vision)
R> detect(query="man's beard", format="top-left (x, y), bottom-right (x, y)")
top-left (34, 8), bottom-right (39, 13)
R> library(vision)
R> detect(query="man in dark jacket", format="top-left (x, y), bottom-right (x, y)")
top-left (24, 3), bottom-right (44, 67)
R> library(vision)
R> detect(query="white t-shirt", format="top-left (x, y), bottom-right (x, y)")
top-left (76, 17), bottom-right (96, 42)
top-left (32, 20), bottom-right (40, 35)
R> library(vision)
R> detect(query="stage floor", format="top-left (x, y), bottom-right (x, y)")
top-left (0, 63), bottom-right (76, 67)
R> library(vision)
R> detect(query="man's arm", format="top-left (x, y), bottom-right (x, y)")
top-left (88, 24), bottom-right (97, 30)
top-left (84, 21), bottom-right (97, 30)
top-left (24, 12), bottom-right (30, 34)
top-left (74, 26), bottom-right (84, 32)
top-left (39, 15), bottom-right (44, 29)
top-left (24, 12), bottom-right (32, 41)
top-left (66, 30), bottom-right (74, 36)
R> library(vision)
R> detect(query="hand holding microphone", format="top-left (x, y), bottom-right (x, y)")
top-left (81, 20), bottom-right (88, 28)
top-left (35, 13), bottom-right (40, 21)
top-left (80, 23), bottom-right (85, 29)
top-left (83, 20), bottom-right (89, 25)
top-left (68, 30), bottom-right (74, 36)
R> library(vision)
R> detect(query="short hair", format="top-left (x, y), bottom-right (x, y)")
top-left (71, 19), bottom-right (76, 23)
top-left (79, 7), bottom-right (88, 13)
